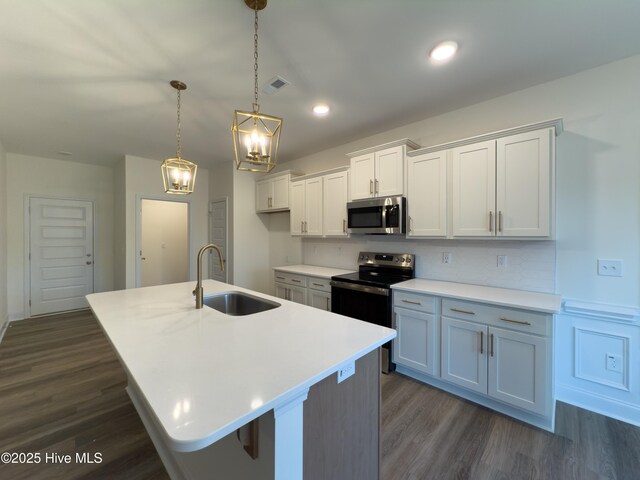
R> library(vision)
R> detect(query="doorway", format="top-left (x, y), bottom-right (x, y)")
top-left (209, 198), bottom-right (228, 283)
top-left (138, 198), bottom-right (189, 287)
top-left (28, 197), bottom-right (94, 316)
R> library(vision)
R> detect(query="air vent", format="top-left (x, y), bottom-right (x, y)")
top-left (261, 75), bottom-right (290, 95)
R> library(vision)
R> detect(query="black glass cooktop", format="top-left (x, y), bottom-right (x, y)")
top-left (331, 270), bottom-right (413, 289)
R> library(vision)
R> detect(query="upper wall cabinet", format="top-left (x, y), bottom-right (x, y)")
top-left (452, 127), bottom-right (554, 237)
top-left (347, 139), bottom-right (420, 200)
top-left (255, 170), bottom-right (303, 213)
top-left (290, 167), bottom-right (350, 237)
top-left (406, 150), bottom-right (448, 237)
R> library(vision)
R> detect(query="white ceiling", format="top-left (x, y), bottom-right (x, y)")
top-left (1, 1), bottom-right (639, 168)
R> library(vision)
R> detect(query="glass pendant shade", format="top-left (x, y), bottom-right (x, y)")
top-left (161, 157), bottom-right (197, 194)
top-left (232, 109), bottom-right (282, 173)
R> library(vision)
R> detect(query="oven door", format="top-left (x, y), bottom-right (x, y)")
top-left (330, 280), bottom-right (394, 373)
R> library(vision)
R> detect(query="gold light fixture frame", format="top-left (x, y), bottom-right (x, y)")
top-left (162, 80), bottom-right (197, 194)
top-left (231, 0), bottom-right (282, 173)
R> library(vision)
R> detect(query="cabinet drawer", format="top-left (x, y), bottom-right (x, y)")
top-left (273, 272), bottom-right (307, 287)
top-left (442, 298), bottom-right (550, 336)
top-left (393, 291), bottom-right (436, 314)
top-left (307, 277), bottom-right (331, 292)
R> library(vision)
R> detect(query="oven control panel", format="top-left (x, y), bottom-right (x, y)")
top-left (358, 252), bottom-right (414, 268)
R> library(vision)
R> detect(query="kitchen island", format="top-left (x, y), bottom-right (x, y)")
top-left (87, 280), bottom-right (394, 480)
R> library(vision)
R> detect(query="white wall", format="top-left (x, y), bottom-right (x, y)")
top-left (5, 153), bottom-right (115, 320)
top-left (0, 140), bottom-right (8, 333)
top-left (283, 55), bottom-right (640, 309)
top-left (121, 155), bottom-right (209, 289)
top-left (113, 158), bottom-right (126, 290)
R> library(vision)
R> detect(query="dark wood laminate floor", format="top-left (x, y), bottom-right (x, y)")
top-left (1, 311), bottom-right (639, 480)
top-left (381, 373), bottom-right (640, 480)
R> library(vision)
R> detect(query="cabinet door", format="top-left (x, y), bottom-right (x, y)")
top-left (375, 146), bottom-right (404, 197)
top-left (290, 181), bottom-right (305, 235)
top-left (271, 175), bottom-right (290, 210)
top-left (350, 153), bottom-right (375, 200)
top-left (441, 317), bottom-right (487, 394)
top-left (274, 282), bottom-right (289, 300)
top-left (288, 285), bottom-right (307, 305)
top-left (496, 128), bottom-right (551, 237)
top-left (304, 178), bottom-right (323, 236)
top-left (393, 307), bottom-right (438, 376)
top-left (256, 180), bottom-right (272, 212)
top-left (488, 327), bottom-right (548, 415)
top-left (323, 171), bottom-right (349, 237)
top-left (451, 140), bottom-right (496, 237)
top-left (308, 289), bottom-right (331, 311)
top-left (407, 150), bottom-right (447, 237)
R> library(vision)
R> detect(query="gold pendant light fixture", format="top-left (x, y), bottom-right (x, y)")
top-left (161, 80), bottom-right (197, 194)
top-left (232, 0), bottom-right (282, 173)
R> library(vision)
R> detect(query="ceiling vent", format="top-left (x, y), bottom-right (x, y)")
top-left (261, 75), bottom-right (290, 95)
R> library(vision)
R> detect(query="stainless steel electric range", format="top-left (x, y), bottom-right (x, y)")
top-left (330, 252), bottom-right (415, 373)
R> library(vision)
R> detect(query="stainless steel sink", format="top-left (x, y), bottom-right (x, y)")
top-left (202, 291), bottom-right (280, 316)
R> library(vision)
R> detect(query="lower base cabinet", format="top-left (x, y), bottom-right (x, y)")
top-left (274, 272), bottom-right (331, 311)
top-left (393, 290), bottom-right (554, 429)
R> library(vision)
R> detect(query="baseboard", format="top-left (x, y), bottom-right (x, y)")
top-left (556, 383), bottom-right (640, 427)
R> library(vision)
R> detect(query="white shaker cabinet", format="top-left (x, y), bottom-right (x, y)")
top-left (274, 272), bottom-right (307, 305)
top-left (347, 139), bottom-right (420, 200)
top-left (441, 316), bottom-right (488, 394)
top-left (322, 169), bottom-right (349, 237)
top-left (452, 128), bottom-right (553, 237)
top-left (406, 150), bottom-right (448, 237)
top-left (392, 291), bottom-right (439, 376)
top-left (255, 170), bottom-right (302, 213)
top-left (290, 177), bottom-right (323, 236)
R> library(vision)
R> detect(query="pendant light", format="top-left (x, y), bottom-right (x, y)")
top-left (161, 80), bottom-right (197, 194)
top-left (231, 0), bottom-right (282, 173)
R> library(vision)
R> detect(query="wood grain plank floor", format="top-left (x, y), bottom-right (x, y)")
top-left (1, 311), bottom-right (638, 479)
top-left (381, 373), bottom-right (640, 480)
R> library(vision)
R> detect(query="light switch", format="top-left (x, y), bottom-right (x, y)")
top-left (598, 259), bottom-right (623, 277)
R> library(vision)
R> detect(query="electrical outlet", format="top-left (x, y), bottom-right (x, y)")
top-left (606, 353), bottom-right (623, 373)
top-left (337, 361), bottom-right (355, 383)
top-left (442, 252), bottom-right (451, 264)
top-left (598, 259), bottom-right (623, 277)
top-left (497, 255), bottom-right (507, 268)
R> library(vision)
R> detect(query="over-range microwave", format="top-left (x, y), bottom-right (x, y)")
top-left (347, 196), bottom-right (406, 235)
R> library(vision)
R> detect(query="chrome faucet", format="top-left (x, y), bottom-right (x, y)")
top-left (193, 243), bottom-right (225, 309)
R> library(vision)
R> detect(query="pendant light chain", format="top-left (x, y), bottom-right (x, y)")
top-left (252, 2), bottom-right (259, 113)
top-left (176, 88), bottom-right (183, 159)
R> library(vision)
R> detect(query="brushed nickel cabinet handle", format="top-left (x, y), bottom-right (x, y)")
top-left (312, 282), bottom-right (324, 287)
top-left (276, 276), bottom-right (285, 280)
top-left (343, 219), bottom-right (346, 233)
top-left (489, 211), bottom-right (493, 233)
top-left (375, 179), bottom-right (379, 194)
top-left (300, 220), bottom-right (304, 233)
top-left (326, 297), bottom-right (330, 311)
top-left (392, 312), bottom-right (397, 330)
top-left (409, 216), bottom-right (413, 233)
top-left (480, 331), bottom-right (484, 354)
top-left (499, 316), bottom-right (531, 326)
top-left (370, 179), bottom-right (373, 195)
top-left (402, 299), bottom-right (422, 305)
top-left (291, 279), bottom-right (302, 283)
top-left (490, 333), bottom-right (494, 357)
top-left (450, 307), bottom-right (476, 315)
top-left (499, 211), bottom-right (503, 233)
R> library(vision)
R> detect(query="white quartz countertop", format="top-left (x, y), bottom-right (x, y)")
top-left (273, 264), bottom-right (355, 278)
top-left (86, 280), bottom-right (394, 453)
top-left (392, 279), bottom-right (561, 313)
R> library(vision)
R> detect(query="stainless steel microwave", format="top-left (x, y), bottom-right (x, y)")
top-left (347, 196), bottom-right (406, 235)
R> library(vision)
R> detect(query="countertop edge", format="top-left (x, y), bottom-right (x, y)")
top-left (391, 280), bottom-right (561, 314)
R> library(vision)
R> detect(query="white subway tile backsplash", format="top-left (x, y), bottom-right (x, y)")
top-left (302, 238), bottom-right (556, 294)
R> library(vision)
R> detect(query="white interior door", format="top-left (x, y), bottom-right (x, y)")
top-left (29, 197), bottom-right (94, 316)
top-left (140, 199), bottom-right (189, 287)
top-left (209, 199), bottom-right (228, 282)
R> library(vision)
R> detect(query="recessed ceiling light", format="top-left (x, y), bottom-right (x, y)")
top-left (429, 41), bottom-right (458, 63)
top-left (312, 104), bottom-right (330, 116)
